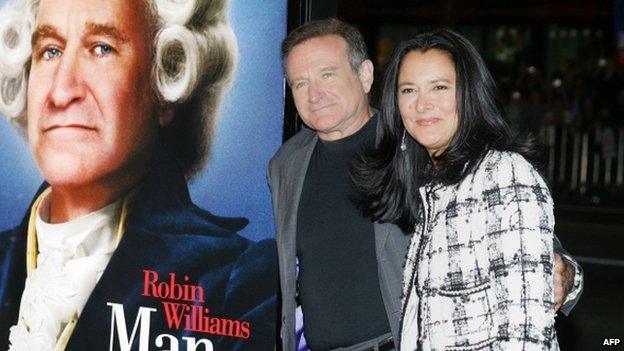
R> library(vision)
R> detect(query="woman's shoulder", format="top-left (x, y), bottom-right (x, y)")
top-left (477, 150), bottom-right (547, 189)
top-left (481, 149), bottom-right (533, 169)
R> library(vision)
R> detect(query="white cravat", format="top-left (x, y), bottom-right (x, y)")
top-left (8, 194), bottom-right (122, 351)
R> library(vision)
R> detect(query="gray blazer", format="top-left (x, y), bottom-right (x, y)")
top-left (268, 126), bottom-right (410, 351)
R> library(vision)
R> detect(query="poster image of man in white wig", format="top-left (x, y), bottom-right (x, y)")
top-left (0, 0), bottom-right (278, 350)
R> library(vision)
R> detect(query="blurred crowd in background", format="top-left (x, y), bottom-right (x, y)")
top-left (499, 55), bottom-right (624, 204)
top-left (502, 58), bottom-right (624, 134)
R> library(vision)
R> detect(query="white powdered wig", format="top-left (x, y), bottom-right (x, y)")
top-left (155, 21), bottom-right (237, 103)
top-left (151, 0), bottom-right (237, 175)
top-left (155, 0), bottom-right (196, 25)
top-left (0, 73), bottom-right (27, 124)
top-left (0, 0), bottom-right (34, 125)
top-left (0, 3), bottom-right (32, 76)
top-left (155, 0), bottom-right (229, 26)
top-left (156, 25), bottom-right (203, 102)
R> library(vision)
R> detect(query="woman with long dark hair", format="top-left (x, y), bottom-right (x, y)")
top-left (352, 29), bottom-right (559, 350)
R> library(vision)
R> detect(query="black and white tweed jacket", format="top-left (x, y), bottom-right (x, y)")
top-left (401, 150), bottom-right (559, 351)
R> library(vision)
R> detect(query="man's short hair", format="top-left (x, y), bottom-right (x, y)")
top-left (0, 0), bottom-right (237, 177)
top-left (281, 18), bottom-right (368, 73)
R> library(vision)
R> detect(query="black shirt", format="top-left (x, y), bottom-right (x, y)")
top-left (296, 116), bottom-right (391, 350)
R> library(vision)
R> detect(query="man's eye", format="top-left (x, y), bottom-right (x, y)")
top-left (322, 72), bottom-right (334, 79)
top-left (93, 44), bottom-right (114, 57)
top-left (294, 82), bottom-right (306, 89)
top-left (41, 48), bottom-right (62, 61)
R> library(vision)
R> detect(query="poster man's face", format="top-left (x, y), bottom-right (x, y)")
top-left (27, 0), bottom-right (158, 193)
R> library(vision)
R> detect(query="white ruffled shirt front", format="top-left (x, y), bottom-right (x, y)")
top-left (8, 195), bottom-right (122, 351)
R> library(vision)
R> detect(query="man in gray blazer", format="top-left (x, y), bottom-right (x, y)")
top-left (268, 18), bottom-right (583, 351)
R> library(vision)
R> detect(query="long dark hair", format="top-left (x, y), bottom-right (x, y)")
top-left (351, 29), bottom-right (542, 232)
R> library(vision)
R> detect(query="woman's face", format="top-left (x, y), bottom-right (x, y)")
top-left (397, 49), bottom-right (458, 157)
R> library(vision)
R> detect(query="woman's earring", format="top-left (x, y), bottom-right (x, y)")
top-left (400, 130), bottom-right (407, 151)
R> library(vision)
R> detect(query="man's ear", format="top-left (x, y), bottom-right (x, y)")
top-left (358, 59), bottom-right (374, 94)
top-left (158, 108), bottom-right (174, 127)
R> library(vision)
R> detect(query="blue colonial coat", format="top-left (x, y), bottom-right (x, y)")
top-left (0, 153), bottom-right (278, 350)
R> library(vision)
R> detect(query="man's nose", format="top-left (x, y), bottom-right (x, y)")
top-left (307, 81), bottom-right (324, 104)
top-left (48, 51), bottom-right (85, 109)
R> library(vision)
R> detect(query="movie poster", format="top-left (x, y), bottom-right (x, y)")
top-left (0, 0), bottom-right (285, 349)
